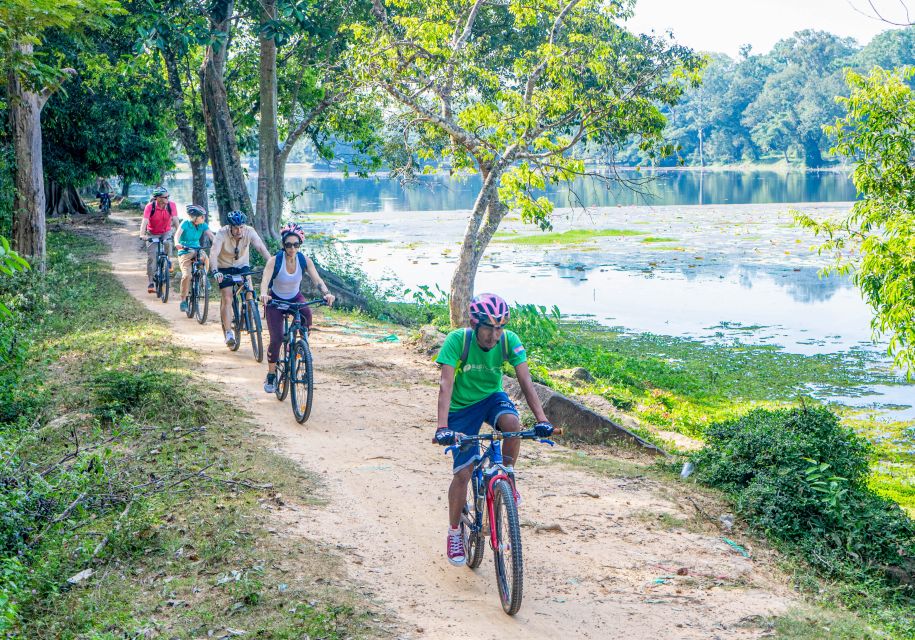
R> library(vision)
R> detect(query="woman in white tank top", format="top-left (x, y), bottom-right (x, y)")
top-left (259, 223), bottom-right (336, 394)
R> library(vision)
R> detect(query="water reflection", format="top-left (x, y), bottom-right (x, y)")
top-left (159, 168), bottom-right (857, 215)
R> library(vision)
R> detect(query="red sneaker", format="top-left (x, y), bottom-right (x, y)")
top-left (446, 528), bottom-right (466, 566)
top-left (147, 282), bottom-right (155, 294)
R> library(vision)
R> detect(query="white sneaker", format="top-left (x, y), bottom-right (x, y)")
top-left (225, 330), bottom-right (236, 347)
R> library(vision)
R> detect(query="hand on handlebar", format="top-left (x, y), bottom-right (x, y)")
top-left (213, 271), bottom-right (224, 283)
top-left (533, 421), bottom-right (555, 438)
top-left (433, 427), bottom-right (457, 446)
top-left (323, 292), bottom-right (335, 307)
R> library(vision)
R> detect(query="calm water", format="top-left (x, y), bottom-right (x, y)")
top-left (158, 167), bottom-right (858, 214)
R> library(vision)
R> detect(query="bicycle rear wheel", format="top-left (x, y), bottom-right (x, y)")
top-left (461, 480), bottom-right (485, 569)
top-left (491, 478), bottom-right (523, 615)
top-left (289, 338), bottom-right (314, 423)
top-left (246, 300), bottom-right (263, 362)
top-left (275, 340), bottom-right (289, 401)
top-left (194, 269), bottom-right (209, 324)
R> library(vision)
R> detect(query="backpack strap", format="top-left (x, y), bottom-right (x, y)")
top-left (500, 333), bottom-right (509, 361)
top-left (268, 251), bottom-right (309, 293)
top-left (456, 328), bottom-right (509, 373)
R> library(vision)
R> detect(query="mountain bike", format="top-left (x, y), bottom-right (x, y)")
top-left (444, 427), bottom-right (562, 616)
top-left (226, 268), bottom-right (263, 362)
top-left (184, 248), bottom-right (209, 324)
top-left (267, 298), bottom-right (326, 423)
top-left (147, 237), bottom-right (171, 303)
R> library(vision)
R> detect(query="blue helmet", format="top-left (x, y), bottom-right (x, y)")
top-left (186, 204), bottom-right (207, 220)
top-left (227, 210), bottom-right (247, 226)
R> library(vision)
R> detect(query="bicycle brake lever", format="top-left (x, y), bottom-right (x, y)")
top-left (444, 444), bottom-right (459, 455)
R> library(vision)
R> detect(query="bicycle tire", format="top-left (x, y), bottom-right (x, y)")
top-left (194, 269), bottom-right (209, 324)
top-left (184, 279), bottom-right (195, 318)
top-left (462, 480), bottom-right (485, 569)
top-left (230, 298), bottom-right (241, 352)
top-left (158, 256), bottom-right (170, 303)
top-left (492, 478), bottom-right (523, 615)
top-left (247, 300), bottom-right (263, 362)
top-left (289, 338), bottom-right (314, 423)
top-left (275, 340), bottom-right (289, 401)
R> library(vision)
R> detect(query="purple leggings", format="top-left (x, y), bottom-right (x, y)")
top-left (266, 292), bottom-right (312, 363)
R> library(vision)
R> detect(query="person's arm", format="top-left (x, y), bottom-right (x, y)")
top-left (304, 256), bottom-right (335, 307)
top-left (260, 256), bottom-right (276, 305)
top-left (514, 362), bottom-right (549, 423)
top-left (209, 233), bottom-right (224, 280)
top-left (434, 365), bottom-right (456, 442)
top-left (139, 218), bottom-right (148, 239)
top-left (173, 223), bottom-right (185, 249)
top-left (250, 230), bottom-right (271, 262)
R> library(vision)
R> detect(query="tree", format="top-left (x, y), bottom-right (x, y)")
top-left (0, 0), bottom-right (120, 268)
top-left (353, 0), bottom-right (699, 325)
top-left (200, 0), bottom-right (253, 223)
top-left (252, 0), bottom-right (384, 240)
top-left (41, 29), bottom-right (174, 216)
top-left (797, 67), bottom-right (915, 374)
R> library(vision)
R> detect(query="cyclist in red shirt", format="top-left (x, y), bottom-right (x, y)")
top-left (139, 187), bottom-right (179, 293)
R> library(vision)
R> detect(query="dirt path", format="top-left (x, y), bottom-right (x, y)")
top-left (107, 217), bottom-right (795, 639)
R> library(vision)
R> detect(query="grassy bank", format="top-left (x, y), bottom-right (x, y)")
top-left (0, 229), bottom-right (380, 638)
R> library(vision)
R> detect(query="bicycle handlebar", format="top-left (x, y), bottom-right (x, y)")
top-left (267, 299), bottom-right (328, 311)
top-left (443, 427), bottom-right (563, 455)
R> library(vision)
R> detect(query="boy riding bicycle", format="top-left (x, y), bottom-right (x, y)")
top-left (434, 293), bottom-right (553, 566)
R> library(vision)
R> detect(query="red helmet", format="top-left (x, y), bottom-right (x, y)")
top-left (469, 293), bottom-right (510, 328)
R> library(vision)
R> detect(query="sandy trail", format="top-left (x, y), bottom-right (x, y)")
top-left (107, 217), bottom-right (795, 639)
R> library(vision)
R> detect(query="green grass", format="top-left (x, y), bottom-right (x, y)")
top-left (641, 236), bottom-right (678, 243)
top-left (493, 228), bottom-right (645, 245)
top-left (345, 238), bottom-right (390, 244)
top-left (0, 230), bottom-right (381, 638)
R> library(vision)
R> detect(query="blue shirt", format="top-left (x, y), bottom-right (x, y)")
top-left (177, 220), bottom-right (209, 255)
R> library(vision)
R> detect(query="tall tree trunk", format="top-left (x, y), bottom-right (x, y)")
top-left (256, 0), bottom-right (279, 241)
top-left (199, 0), bottom-right (253, 225)
top-left (120, 178), bottom-right (131, 197)
top-left (8, 42), bottom-right (49, 271)
top-left (161, 45), bottom-right (208, 208)
top-left (269, 157), bottom-right (285, 238)
top-left (449, 165), bottom-right (507, 326)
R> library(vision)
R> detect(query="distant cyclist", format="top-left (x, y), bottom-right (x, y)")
top-left (259, 222), bottom-right (335, 393)
top-left (209, 210), bottom-right (271, 347)
top-left (174, 205), bottom-right (216, 313)
top-left (139, 186), bottom-right (178, 294)
top-left (433, 293), bottom-right (553, 566)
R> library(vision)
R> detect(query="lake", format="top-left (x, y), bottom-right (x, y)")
top-left (159, 167), bottom-right (913, 419)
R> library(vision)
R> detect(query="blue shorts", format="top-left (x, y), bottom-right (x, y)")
top-left (447, 392), bottom-right (519, 473)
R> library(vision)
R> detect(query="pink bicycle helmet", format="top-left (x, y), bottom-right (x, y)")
top-left (469, 293), bottom-right (510, 328)
top-left (280, 222), bottom-right (306, 243)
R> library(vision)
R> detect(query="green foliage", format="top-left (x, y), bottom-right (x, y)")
top-left (644, 26), bottom-right (915, 167)
top-left (797, 66), bottom-right (915, 374)
top-left (692, 407), bottom-right (915, 634)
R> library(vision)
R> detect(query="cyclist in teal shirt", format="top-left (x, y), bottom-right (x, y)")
top-left (434, 293), bottom-right (552, 566)
top-left (174, 205), bottom-right (215, 313)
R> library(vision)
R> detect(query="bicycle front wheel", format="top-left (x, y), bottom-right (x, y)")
top-left (491, 478), bottom-right (523, 615)
top-left (275, 340), bottom-right (289, 401)
top-left (194, 269), bottom-right (209, 324)
top-left (157, 257), bottom-right (170, 303)
top-left (289, 338), bottom-right (314, 423)
top-left (185, 278), bottom-right (195, 318)
top-left (246, 301), bottom-right (263, 362)
top-left (230, 299), bottom-right (242, 352)
top-left (462, 480), bottom-right (485, 569)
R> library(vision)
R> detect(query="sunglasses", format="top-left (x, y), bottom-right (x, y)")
top-left (284, 242), bottom-right (302, 249)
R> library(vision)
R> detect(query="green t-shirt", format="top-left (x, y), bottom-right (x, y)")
top-left (436, 329), bottom-right (527, 410)
top-left (177, 219), bottom-right (209, 255)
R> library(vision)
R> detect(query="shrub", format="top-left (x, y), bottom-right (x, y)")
top-left (692, 407), bottom-right (915, 583)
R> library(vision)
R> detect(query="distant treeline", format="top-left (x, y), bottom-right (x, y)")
top-left (615, 27), bottom-right (915, 167)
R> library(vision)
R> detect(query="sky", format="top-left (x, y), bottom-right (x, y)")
top-left (625, 0), bottom-right (911, 56)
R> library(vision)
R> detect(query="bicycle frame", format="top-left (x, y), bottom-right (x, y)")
top-left (448, 431), bottom-right (556, 550)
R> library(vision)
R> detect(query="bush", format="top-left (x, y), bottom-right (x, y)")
top-left (692, 407), bottom-right (915, 583)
